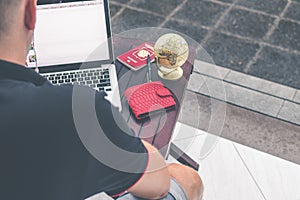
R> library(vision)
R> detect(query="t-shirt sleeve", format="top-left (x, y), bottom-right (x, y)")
top-left (82, 92), bottom-right (149, 198)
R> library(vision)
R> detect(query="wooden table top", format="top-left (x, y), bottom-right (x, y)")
top-left (113, 36), bottom-right (194, 157)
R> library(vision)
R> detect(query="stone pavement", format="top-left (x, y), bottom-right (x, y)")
top-left (110, 0), bottom-right (300, 90)
top-left (109, 0), bottom-right (300, 166)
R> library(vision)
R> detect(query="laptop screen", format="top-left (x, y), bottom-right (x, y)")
top-left (31, 0), bottom-right (113, 70)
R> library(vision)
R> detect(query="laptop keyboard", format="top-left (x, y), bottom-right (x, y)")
top-left (42, 67), bottom-right (112, 92)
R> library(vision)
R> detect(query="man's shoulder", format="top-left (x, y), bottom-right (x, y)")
top-left (1, 79), bottom-right (106, 114)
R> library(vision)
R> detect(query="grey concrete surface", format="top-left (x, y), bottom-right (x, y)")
top-left (225, 70), bottom-right (297, 101)
top-left (294, 90), bottom-right (300, 104)
top-left (189, 61), bottom-right (300, 125)
top-left (179, 91), bottom-right (300, 165)
top-left (198, 75), bottom-right (284, 117)
top-left (193, 60), bottom-right (230, 80)
top-left (278, 101), bottom-right (300, 125)
top-left (110, 0), bottom-right (300, 89)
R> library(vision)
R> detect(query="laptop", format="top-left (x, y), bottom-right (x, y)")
top-left (26, 0), bottom-right (122, 110)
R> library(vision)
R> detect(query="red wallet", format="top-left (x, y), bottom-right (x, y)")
top-left (124, 81), bottom-right (176, 120)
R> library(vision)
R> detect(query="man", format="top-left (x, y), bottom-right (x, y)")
top-left (0, 0), bottom-right (203, 199)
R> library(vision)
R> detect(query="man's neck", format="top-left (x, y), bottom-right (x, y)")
top-left (0, 39), bottom-right (27, 67)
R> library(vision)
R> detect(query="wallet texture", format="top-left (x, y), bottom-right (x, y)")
top-left (124, 81), bottom-right (176, 120)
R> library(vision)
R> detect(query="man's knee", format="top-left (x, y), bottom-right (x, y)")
top-left (167, 163), bottom-right (204, 200)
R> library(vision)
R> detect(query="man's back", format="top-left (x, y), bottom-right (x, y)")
top-left (0, 61), bottom-right (83, 199)
top-left (0, 60), bottom-right (149, 199)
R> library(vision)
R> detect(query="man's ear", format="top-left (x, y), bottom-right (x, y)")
top-left (24, 0), bottom-right (37, 30)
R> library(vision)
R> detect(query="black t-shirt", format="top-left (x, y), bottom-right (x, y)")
top-left (0, 60), bottom-right (148, 200)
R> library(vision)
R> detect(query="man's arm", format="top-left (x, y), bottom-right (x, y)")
top-left (127, 142), bottom-right (204, 200)
top-left (127, 141), bottom-right (171, 199)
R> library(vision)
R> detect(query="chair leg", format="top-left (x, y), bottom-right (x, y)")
top-left (169, 142), bottom-right (199, 171)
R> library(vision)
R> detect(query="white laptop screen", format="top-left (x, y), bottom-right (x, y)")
top-left (33, 0), bottom-right (112, 68)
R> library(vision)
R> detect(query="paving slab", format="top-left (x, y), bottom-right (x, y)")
top-left (186, 72), bottom-right (205, 93)
top-left (129, 0), bottom-right (183, 17)
top-left (111, 8), bottom-right (164, 34)
top-left (277, 100), bottom-right (300, 125)
top-left (203, 32), bottom-right (260, 72)
top-left (218, 8), bottom-right (275, 40)
top-left (236, 0), bottom-right (288, 15)
top-left (284, 2), bottom-right (300, 21)
top-left (173, 1), bottom-right (228, 27)
top-left (199, 76), bottom-right (284, 117)
top-left (248, 46), bottom-right (300, 89)
top-left (225, 70), bottom-right (297, 100)
top-left (193, 60), bottom-right (230, 80)
top-left (294, 90), bottom-right (300, 104)
top-left (269, 19), bottom-right (300, 52)
top-left (163, 20), bottom-right (208, 43)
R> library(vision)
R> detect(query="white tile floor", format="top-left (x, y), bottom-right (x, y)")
top-left (234, 143), bottom-right (300, 200)
top-left (87, 122), bottom-right (300, 200)
top-left (170, 122), bottom-right (300, 200)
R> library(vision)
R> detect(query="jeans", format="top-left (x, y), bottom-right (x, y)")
top-left (116, 178), bottom-right (187, 200)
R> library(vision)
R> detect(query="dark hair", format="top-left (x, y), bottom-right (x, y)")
top-left (0, 0), bottom-right (21, 33)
